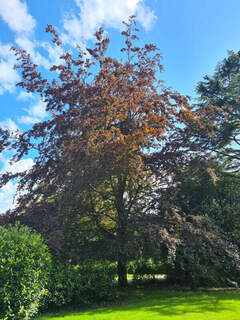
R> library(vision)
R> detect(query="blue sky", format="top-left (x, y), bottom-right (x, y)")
top-left (0, 0), bottom-right (240, 211)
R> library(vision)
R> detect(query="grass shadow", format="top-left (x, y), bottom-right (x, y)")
top-left (36, 288), bottom-right (240, 320)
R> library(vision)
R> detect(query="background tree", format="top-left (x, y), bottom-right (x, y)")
top-left (172, 159), bottom-right (240, 245)
top-left (160, 156), bottom-right (240, 287)
top-left (196, 50), bottom-right (240, 170)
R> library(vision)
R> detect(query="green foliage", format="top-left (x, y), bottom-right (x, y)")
top-left (128, 259), bottom-right (166, 280)
top-left (73, 263), bottom-right (117, 305)
top-left (167, 250), bottom-right (238, 288)
top-left (44, 261), bottom-right (117, 308)
top-left (160, 158), bottom-right (240, 288)
top-left (0, 224), bottom-right (51, 320)
top-left (196, 50), bottom-right (240, 168)
top-left (42, 260), bottom-right (75, 308)
top-left (166, 215), bottom-right (240, 288)
top-left (196, 50), bottom-right (240, 107)
top-left (174, 160), bottom-right (240, 245)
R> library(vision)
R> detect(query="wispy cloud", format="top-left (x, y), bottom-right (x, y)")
top-left (0, 43), bottom-right (20, 95)
top-left (1, 156), bottom-right (34, 174)
top-left (0, 0), bottom-right (59, 82)
top-left (0, 0), bottom-right (36, 34)
top-left (15, 36), bottom-right (51, 69)
top-left (18, 99), bottom-right (47, 124)
top-left (62, 0), bottom-right (156, 45)
top-left (17, 91), bottom-right (35, 101)
top-left (0, 0), bottom-right (37, 95)
top-left (0, 181), bottom-right (17, 213)
top-left (0, 155), bottom-right (34, 213)
top-left (0, 118), bottom-right (19, 132)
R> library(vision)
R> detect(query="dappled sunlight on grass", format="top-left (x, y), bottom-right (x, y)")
top-left (36, 289), bottom-right (240, 320)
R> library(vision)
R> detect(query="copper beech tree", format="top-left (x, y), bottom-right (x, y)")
top-left (0, 18), bottom-right (224, 286)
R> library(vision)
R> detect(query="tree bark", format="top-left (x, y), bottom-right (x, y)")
top-left (117, 252), bottom-right (128, 287)
top-left (116, 175), bottom-right (128, 287)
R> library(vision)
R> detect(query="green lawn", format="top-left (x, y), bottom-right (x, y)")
top-left (36, 288), bottom-right (240, 320)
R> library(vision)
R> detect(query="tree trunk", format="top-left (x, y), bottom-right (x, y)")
top-left (117, 252), bottom-right (128, 287)
top-left (116, 175), bottom-right (128, 287)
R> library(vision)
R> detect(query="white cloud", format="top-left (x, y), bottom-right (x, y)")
top-left (2, 157), bottom-right (34, 174)
top-left (15, 36), bottom-right (51, 69)
top-left (0, 181), bottom-right (17, 213)
top-left (18, 115), bottom-right (40, 124)
top-left (26, 100), bottom-right (47, 118)
top-left (18, 99), bottom-right (47, 124)
top-left (0, 0), bottom-right (156, 79)
top-left (14, 35), bottom-right (35, 53)
top-left (0, 155), bottom-right (34, 213)
top-left (136, 2), bottom-right (156, 31)
top-left (0, 60), bottom-right (19, 94)
top-left (40, 41), bottom-right (65, 66)
top-left (15, 37), bottom-right (65, 70)
top-left (0, 119), bottom-right (19, 132)
top-left (0, 0), bottom-right (36, 34)
top-left (0, 43), bottom-right (13, 59)
top-left (62, 0), bottom-right (156, 44)
top-left (0, 1), bottom-right (54, 71)
top-left (0, 43), bottom-right (20, 95)
top-left (17, 91), bottom-right (35, 101)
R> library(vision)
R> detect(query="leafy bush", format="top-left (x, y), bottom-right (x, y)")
top-left (44, 261), bottom-right (117, 308)
top-left (42, 260), bottom-right (75, 309)
top-left (73, 263), bottom-right (117, 305)
top-left (166, 216), bottom-right (240, 288)
top-left (0, 224), bottom-right (51, 320)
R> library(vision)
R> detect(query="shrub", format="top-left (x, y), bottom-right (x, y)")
top-left (166, 216), bottom-right (240, 288)
top-left (0, 224), bottom-right (51, 320)
top-left (44, 261), bottom-right (117, 308)
top-left (73, 263), bottom-right (117, 305)
top-left (42, 260), bottom-right (75, 309)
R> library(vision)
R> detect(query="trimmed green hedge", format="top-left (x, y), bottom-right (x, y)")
top-left (43, 261), bottom-right (117, 308)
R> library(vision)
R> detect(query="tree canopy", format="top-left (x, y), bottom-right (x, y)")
top-left (196, 50), bottom-right (240, 170)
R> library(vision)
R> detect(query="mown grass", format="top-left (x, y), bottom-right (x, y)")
top-left (36, 287), bottom-right (240, 320)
